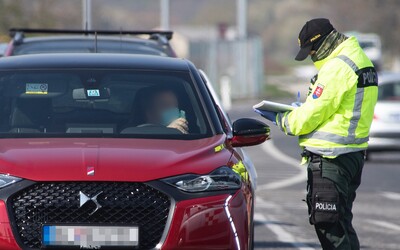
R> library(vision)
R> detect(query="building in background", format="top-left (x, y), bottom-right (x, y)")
top-left (173, 25), bottom-right (264, 100)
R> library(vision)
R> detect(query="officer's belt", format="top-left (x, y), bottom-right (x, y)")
top-left (301, 149), bottom-right (366, 164)
top-left (301, 150), bottom-right (321, 164)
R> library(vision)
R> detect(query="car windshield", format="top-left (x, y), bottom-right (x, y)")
top-left (0, 69), bottom-right (211, 138)
top-left (378, 81), bottom-right (400, 101)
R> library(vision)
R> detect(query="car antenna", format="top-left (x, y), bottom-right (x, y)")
top-left (94, 31), bottom-right (98, 53)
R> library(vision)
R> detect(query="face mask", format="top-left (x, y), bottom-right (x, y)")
top-left (161, 107), bottom-right (181, 126)
top-left (311, 53), bottom-right (318, 62)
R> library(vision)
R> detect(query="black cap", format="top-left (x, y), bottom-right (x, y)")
top-left (295, 18), bottom-right (334, 61)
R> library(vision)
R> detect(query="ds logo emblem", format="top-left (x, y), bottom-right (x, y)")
top-left (79, 191), bottom-right (103, 215)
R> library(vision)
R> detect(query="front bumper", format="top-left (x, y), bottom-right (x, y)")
top-left (161, 192), bottom-right (248, 249)
top-left (0, 200), bottom-right (20, 249)
top-left (0, 181), bottom-right (249, 250)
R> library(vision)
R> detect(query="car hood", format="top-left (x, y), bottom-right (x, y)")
top-left (0, 136), bottom-right (232, 182)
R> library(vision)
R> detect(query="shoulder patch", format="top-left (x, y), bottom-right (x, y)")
top-left (312, 84), bottom-right (324, 99)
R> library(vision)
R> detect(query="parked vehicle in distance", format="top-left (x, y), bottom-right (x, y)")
top-left (0, 53), bottom-right (269, 249)
top-left (0, 43), bottom-right (7, 57)
top-left (4, 28), bottom-right (177, 57)
top-left (368, 72), bottom-right (400, 157)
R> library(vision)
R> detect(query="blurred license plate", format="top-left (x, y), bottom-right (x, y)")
top-left (42, 225), bottom-right (138, 248)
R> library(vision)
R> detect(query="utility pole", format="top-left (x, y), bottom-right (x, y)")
top-left (82, 0), bottom-right (92, 30)
top-left (236, 0), bottom-right (248, 98)
top-left (236, 0), bottom-right (247, 39)
top-left (160, 0), bottom-right (170, 30)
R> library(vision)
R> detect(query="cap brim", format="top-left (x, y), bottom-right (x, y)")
top-left (295, 46), bottom-right (312, 61)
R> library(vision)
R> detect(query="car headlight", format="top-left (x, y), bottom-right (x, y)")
top-left (0, 174), bottom-right (21, 189)
top-left (162, 166), bottom-right (241, 193)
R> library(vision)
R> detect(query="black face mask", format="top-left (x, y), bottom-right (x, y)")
top-left (312, 35), bottom-right (327, 52)
top-left (311, 31), bottom-right (348, 63)
top-left (310, 36), bottom-right (327, 62)
top-left (311, 54), bottom-right (317, 62)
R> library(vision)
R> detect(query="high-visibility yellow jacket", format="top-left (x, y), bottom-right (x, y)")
top-left (277, 36), bottom-right (378, 158)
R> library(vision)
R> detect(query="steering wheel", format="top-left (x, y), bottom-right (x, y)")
top-left (137, 123), bottom-right (165, 128)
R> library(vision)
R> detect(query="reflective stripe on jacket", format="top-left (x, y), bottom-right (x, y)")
top-left (277, 37), bottom-right (378, 158)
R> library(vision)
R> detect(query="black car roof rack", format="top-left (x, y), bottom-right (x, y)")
top-left (9, 28), bottom-right (173, 44)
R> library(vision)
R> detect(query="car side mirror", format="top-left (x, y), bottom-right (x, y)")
top-left (230, 118), bottom-right (270, 147)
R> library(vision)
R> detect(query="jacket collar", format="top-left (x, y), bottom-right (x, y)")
top-left (313, 36), bottom-right (358, 70)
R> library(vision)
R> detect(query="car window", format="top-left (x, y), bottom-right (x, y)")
top-left (359, 41), bottom-right (376, 50)
top-left (0, 69), bottom-right (211, 138)
top-left (199, 70), bottom-right (232, 134)
top-left (378, 81), bottom-right (400, 101)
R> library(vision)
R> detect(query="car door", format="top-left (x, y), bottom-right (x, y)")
top-left (198, 70), bottom-right (258, 190)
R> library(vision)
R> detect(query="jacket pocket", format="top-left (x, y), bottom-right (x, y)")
top-left (311, 191), bottom-right (340, 225)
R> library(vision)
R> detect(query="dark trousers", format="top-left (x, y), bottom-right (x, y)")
top-left (308, 151), bottom-right (364, 250)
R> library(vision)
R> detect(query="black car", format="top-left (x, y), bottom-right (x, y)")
top-left (4, 28), bottom-right (176, 57)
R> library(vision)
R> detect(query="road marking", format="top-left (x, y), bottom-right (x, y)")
top-left (255, 199), bottom-right (279, 209)
top-left (257, 140), bottom-right (307, 190)
top-left (381, 192), bottom-right (400, 201)
top-left (255, 197), bottom-right (315, 250)
top-left (366, 219), bottom-right (400, 232)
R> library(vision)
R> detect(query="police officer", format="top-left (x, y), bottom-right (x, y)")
top-left (260, 18), bottom-right (378, 249)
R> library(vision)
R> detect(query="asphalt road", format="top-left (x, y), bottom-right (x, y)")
top-left (228, 101), bottom-right (400, 250)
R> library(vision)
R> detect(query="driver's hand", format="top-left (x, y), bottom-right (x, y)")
top-left (168, 118), bottom-right (189, 134)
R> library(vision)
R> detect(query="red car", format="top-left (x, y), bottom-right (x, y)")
top-left (0, 53), bottom-right (269, 249)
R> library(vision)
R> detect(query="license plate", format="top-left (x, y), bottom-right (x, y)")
top-left (42, 225), bottom-right (139, 248)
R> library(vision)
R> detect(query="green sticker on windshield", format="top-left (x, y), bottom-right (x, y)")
top-left (87, 89), bottom-right (100, 97)
top-left (26, 83), bottom-right (48, 95)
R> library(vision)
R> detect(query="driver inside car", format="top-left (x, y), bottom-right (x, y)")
top-left (140, 87), bottom-right (189, 134)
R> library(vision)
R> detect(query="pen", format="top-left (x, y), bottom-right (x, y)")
top-left (297, 91), bottom-right (300, 103)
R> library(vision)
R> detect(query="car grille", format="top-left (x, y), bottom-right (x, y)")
top-left (9, 182), bottom-right (171, 249)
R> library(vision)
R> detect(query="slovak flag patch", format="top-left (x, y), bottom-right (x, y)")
top-left (312, 84), bottom-right (325, 99)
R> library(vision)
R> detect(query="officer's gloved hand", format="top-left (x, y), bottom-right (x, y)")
top-left (291, 102), bottom-right (303, 107)
top-left (254, 108), bottom-right (278, 125)
top-left (261, 111), bottom-right (278, 125)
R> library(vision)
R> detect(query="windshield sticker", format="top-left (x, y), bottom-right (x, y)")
top-left (26, 83), bottom-right (48, 95)
top-left (214, 144), bottom-right (225, 153)
top-left (87, 89), bottom-right (100, 97)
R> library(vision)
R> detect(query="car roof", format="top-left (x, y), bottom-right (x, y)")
top-left (0, 53), bottom-right (189, 71)
top-left (378, 72), bottom-right (400, 85)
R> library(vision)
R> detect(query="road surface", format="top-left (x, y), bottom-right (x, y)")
top-left (229, 102), bottom-right (400, 250)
